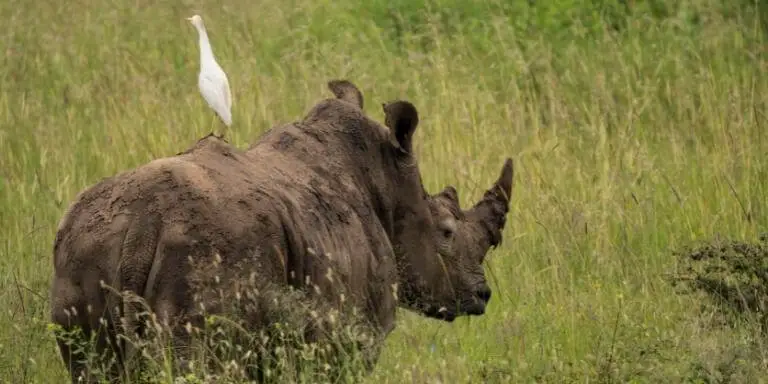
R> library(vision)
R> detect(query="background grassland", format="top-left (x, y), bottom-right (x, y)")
top-left (2, 0), bottom-right (767, 382)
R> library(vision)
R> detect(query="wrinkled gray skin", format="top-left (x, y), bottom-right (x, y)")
top-left (49, 80), bottom-right (514, 383)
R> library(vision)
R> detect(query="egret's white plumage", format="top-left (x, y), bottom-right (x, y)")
top-left (187, 14), bottom-right (233, 128)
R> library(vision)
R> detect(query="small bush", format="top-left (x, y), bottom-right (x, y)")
top-left (671, 234), bottom-right (768, 331)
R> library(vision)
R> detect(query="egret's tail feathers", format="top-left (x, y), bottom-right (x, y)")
top-left (221, 114), bottom-right (232, 127)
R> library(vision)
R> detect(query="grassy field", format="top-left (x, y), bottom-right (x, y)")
top-left (2, 0), bottom-right (768, 382)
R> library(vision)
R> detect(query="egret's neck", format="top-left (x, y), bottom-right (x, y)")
top-left (195, 25), bottom-right (215, 64)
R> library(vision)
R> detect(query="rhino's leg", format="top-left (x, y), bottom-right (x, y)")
top-left (50, 275), bottom-right (90, 383)
top-left (51, 275), bottom-right (123, 383)
top-left (143, 237), bottom-right (206, 376)
top-left (152, 295), bottom-right (197, 375)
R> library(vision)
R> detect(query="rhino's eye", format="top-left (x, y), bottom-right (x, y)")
top-left (439, 219), bottom-right (456, 239)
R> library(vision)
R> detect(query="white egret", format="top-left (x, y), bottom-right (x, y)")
top-left (187, 14), bottom-right (233, 135)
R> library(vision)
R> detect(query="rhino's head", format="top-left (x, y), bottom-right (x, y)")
top-left (374, 99), bottom-right (460, 322)
top-left (427, 159), bottom-right (514, 319)
top-left (323, 80), bottom-right (506, 323)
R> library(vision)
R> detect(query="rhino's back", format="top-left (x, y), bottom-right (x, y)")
top-left (52, 147), bottom-right (263, 275)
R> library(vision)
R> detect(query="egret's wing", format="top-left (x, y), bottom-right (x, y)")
top-left (222, 75), bottom-right (232, 110)
top-left (200, 74), bottom-right (232, 125)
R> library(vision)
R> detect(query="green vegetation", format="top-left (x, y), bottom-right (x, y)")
top-left (2, 0), bottom-right (768, 382)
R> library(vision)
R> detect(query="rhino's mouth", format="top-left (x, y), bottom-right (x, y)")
top-left (460, 300), bottom-right (487, 316)
top-left (423, 305), bottom-right (457, 322)
top-left (420, 298), bottom-right (487, 321)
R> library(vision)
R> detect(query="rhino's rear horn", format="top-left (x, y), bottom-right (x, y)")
top-left (328, 79), bottom-right (364, 109)
top-left (439, 186), bottom-right (459, 202)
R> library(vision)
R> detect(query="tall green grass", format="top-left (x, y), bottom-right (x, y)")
top-left (1, 0), bottom-right (767, 382)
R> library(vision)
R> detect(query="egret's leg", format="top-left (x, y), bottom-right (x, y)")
top-left (218, 120), bottom-right (228, 139)
top-left (208, 114), bottom-right (216, 136)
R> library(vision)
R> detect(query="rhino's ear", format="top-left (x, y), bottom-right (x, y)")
top-left (382, 100), bottom-right (419, 154)
top-left (328, 79), bottom-right (364, 109)
top-left (494, 158), bottom-right (514, 203)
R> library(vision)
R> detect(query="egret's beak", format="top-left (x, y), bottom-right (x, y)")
top-left (186, 17), bottom-right (194, 21)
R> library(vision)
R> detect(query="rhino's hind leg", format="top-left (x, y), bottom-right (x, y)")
top-left (152, 296), bottom-right (197, 374)
top-left (50, 276), bottom-right (124, 383)
top-left (50, 285), bottom-right (90, 383)
top-left (143, 238), bottom-right (208, 377)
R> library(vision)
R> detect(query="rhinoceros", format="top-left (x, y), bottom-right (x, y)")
top-left (49, 80), bottom-right (514, 382)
